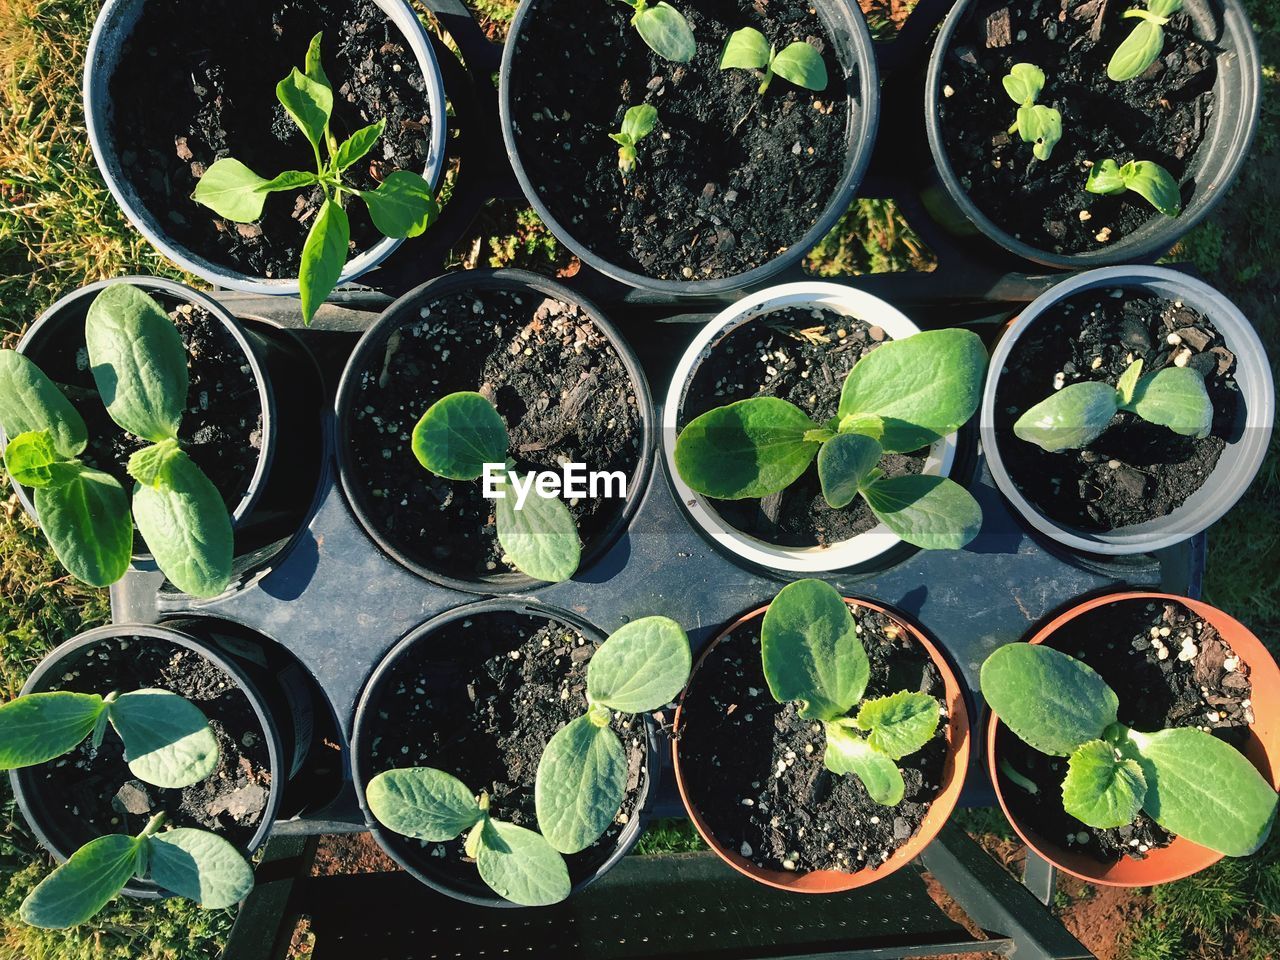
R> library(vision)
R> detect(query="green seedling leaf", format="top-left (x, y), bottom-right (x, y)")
top-left (824, 724), bottom-right (905, 805)
top-left (147, 828), bottom-right (254, 909)
top-left (1130, 727), bottom-right (1278, 857)
top-left (1115, 359), bottom-right (1144, 407)
top-left (299, 198), bottom-right (350, 327)
top-left (1120, 160), bottom-right (1181, 217)
top-left (634, 2), bottom-right (696, 63)
top-left (1124, 367), bottom-right (1212, 438)
top-left (35, 465), bottom-right (133, 587)
top-left (856, 690), bottom-right (940, 760)
top-left (4, 430), bottom-right (73, 488)
top-left (334, 119), bottom-right (386, 171)
top-left (980, 644), bottom-right (1119, 756)
top-left (817, 431), bottom-right (881, 509)
top-left (587, 616), bottom-right (691, 712)
top-left (838, 412), bottom-right (885, 440)
top-left (1020, 104), bottom-right (1062, 161)
top-left (1086, 158), bottom-right (1127, 195)
top-left (360, 171), bottom-right (440, 240)
top-left (366, 768), bottom-right (483, 840)
top-left (260, 170), bottom-right (319, 192)
top-left (1108, 17), bottom-right (1165, 82)
top-left (1148, 0), bottom-right (1183, 14)
top-left (720, 26), bottom-right (770, 69)
top-left (861, 474), bottom-right (982, 550)
top-left (761, 579), bottom-right (868, 721)
top-left (770, 41), bottom-right (828, 92)
top-left (0, 350), bottom-right (88, 458)
top-left (128, 438), bottom-right (183, 488)
top-left (276, 67), bottom-right (333, 154)
top-left (494, 473), bottom-right (581, 583)
top-left (674, 397), bottom-right (819, 499)
top-left (20, 834), bottom-right (142, 929)
top-left (108, 689), bottom-right (218, 789)
top-left (535, 714), bottom-right (628, 854)
top-left (304, 31), bottom-right (331, 90)
top-left (192, 159), bottom-right (271, 223)
top-left (0, 691), bottom-right (104, 769)
top-left (1002, 62), bottom-right (1045, 104)
top-left (475, 819), bottom-right (571, 907)
top-left (1061, 739), bottom-right (1146, 829)
top-left (412, 392), bottom-right (508, 481)
top-left (1013, 380), bottom-right (1120, 452)
top-left (610, 105), bottom-right (659, 172)
top-left (85, 284), bottom-right (188, 443)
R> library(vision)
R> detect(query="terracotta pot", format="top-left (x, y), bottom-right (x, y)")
top-left (987, 591), bottom-right (1280, 887)
top-left (673, 598), bottom-right (971, 893)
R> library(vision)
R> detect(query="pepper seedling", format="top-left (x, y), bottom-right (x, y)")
top-left (615, 0), bottom-right (696, 62)
top-left (720, 27), bottom-right (828, 94)
top-left (535, 617), bottom-right (691, 853)
top-left (761, 579), bottom-right (941, 805)
top-left (0, 284), bottom-right (235, 597)
top-left (411, 391), bottom-right (581, 582)
top-left (1108, 0), bottom-right (1183, 82)
top-left (1085, 158), bottom-right (1181, 217)
top-left (1002, 63), bottom-right (1062, 161)
top-left (1013, 357), bottom-right (1211, 452)
top-left (192, 33), bottom-right (439, 325)
top-left (609, 105), bottom-right (659, 173)
top-left (674, 329), bottom-right (987, 550)
top-left (981, 643), bottom-right (1277, 855)
top-left (366, 767), bottom-right (571, 906)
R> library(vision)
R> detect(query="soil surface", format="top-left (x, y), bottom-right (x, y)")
top-left (938, 0), bottom-right (1216, 254)
top-left (996, 598), bottom-right (1256, 862)
top-left (508, 0), bottom-right (853, 282)
top-left (363, 611), bottom-right (649, 891)
top-left (345, 287), bottom-right (644, 582)
top-left (28, 635), bottom-right (273, 854)
top-left (677, 606), bottom-right (948, 874)
top-left (109, 0), bottom-right (434, 280)
top-left (679, 308), bottom-right (926, 547)
top-left (994, 289), bottom-right (1239, 531)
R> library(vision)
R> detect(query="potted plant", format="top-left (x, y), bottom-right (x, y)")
top-left (352, 601), bottom-right (671, 906)
top-left (673, 580), bottom-right (970, 892)
top-left (499, 0), bottom-right (880, 293)
top-left (980, 266), bottom-right (1274, 555)
top-left (982, 592), bottom-right (1280, 885)
top-left (664, 282), bottom-right (986, 573)
top-left (923, 0), bottom-right (1261, 268)
top-left (335, 269), bottom-right (655, 592)
top-left (84, 0), bottom-right (448, 308)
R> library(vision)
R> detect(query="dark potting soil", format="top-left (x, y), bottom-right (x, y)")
top-left (938, 0), bottom-right (1216, 254)
top-left (677, 608), bottom-right (948, 874)
top-left (996, 599), bottom-right (1255, 862)
top-left (994, 289), bottom-right (1239, 530)
top-left (678, 308), bottom-right (926, 547)
top-left (30, 635), bottom-right (273, 853)
top-left (109, 0), bottom-right (434, 280)
top-left (345, 288), bottom-right (644, 581)
top-left (365, 612), bottom-right (649, 888)
top-left (508, 0), bottom-right (852, 282)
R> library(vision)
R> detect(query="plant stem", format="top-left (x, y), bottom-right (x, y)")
top-left (140, 812), bottom-right (168, 839)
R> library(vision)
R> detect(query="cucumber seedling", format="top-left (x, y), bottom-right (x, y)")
top-left (1108, 0), bottom-right (1184, 82)
top-left (610, 105), bottom-right (659, 173)
top-left (674, 329), bottom-right (987, 551)
top-left (1085, 158), bottom-right (1182, 217)
top-left (616, 0), bottom-right (696, 62)
top-left (1002, 63), bottom-right (1062, 161)
top-left (720, 27), bottom-right (828, 94)
top-left (535, 617), bottom-right (691, 853)
top-left (982, 643), bottom-right (1277, 856)
top-left (192, 33), bottom-right (440, 325)
top-left (762, 579), bottom-right (942, 806)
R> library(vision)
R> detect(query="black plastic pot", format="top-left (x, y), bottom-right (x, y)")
top-left (334, 268), bottom-right (656, 594)
top-left (351, 599), bottom-right (659, 908)
top-left (498, 0), bottom-right (881, 295)
top-left (922, 0), bottom-right (1261, 269)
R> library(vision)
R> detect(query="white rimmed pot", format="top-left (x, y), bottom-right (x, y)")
top-left (980, 266), bottom-right (1274, 555)
top-left (84, 0), bottom-right (449, 295)
top-left (662, 282), bottom-right (959, 574)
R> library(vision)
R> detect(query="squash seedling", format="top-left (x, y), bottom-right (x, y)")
top-left (609, 105), bottom-right (659, 173)
top-left (720, 27), bottom-right (828, 94)
top-left (1108, 0), bottom-right (1184, 82)
top-left (1002, 63), bottom-right (1062, 161)
top-left (616, 0), bottom-right (696, 62)
top-left (535, 617), bottom-right (691, 853)
top-left (674, 329), bottom-right (987, 551)
top-left (0, 284), bottom-right (235, 597)
top-left (192, 33), bottom-right (440, 325)
top-left (366, 767), bottom-right (571, 906)
top-left (761, 579), bottom-right (941, 805)
top-left (411, 391), bottom-right (581, 582)
top-left (1085, 158), bottom-right (1181, 217)
top-left (982, 643), bottom-right (1278, 856)
top-left (1013, 357), bottom-right (1211, 452)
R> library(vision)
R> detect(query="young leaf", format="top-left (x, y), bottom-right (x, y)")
top-left (1115, 359), bottom-right (1144, 407)
top-left (817, 432), bottom-right (882, 509)
top-left (1124, 367), bottom-right (1212, 438)
top-left (1108, 18), bottom-right (1165, 82)
top-left (259, 170), bottom-right (320, 192)
top-left (1002, 62), bottom-right (1045, 104)
top-left (587, 616), bottom-right (691, 712)
top-left (620, 104), bottom-right (659, 143)
top-left (1086, 158), bottom-right (1127, 195)
top-left (128, 438), bottom-right (183, 488)
top-left (824, 725), bottom-right (905, 805)
top-left (535, 714), bottom-right (627, 854)
top-left (0, 691), bottom-right (105, 769)
top-left (360, 171), bottom-right (440, 240)
top-left (855, 690), bottom-right (940, 760)
top-left (85, 284), bottom-right (188, 443)
top-left (366, 768), bottom-right (483, 841)
top-left (761, 579), bottom-right (868, 721)
top-left (412, 392), bottom-right (509, 481)
top-left (1061, 739), bottom-right (1146, 829)
top-left (276, 67), bottom-right (333, 154)
top-left (1121, 160), bottom-right (1181, 217)
top-left (720, 27), bottom-right (770, 70)
top-left (1020, 105), bottom-right (1063, 161)
top-left (334, 119), bottom-right (386, 172)
top-left (861, 474), bottom-right (983, 551)
top-left (192, 159), bottom-right (281, 223)
top-left (838, 412), bottom-right (885, 440)
top-left (633, 2), bottom-right (696, 63)
top-left (20, 834), bottom-right (142, 929)
top-left (4, 430), bottom-right (70, 488)
top-left (979, 644), bottom-right (1119, 757)
top-left (770, 41), bottom-right (827, 92)
top-left (674, 397), bottom-right (819, 499)
top-left (475, 819), bottom-right (571, 907)
top-left (107, 689), bottom-right (219, 789)
top-left (34, 466), bottom-right (133, 587)
top-left (299, 198), bottom-right (350, 326)
top-left (304, 31), bottom-right (331, 90)
top-left (494, 475), bottom-right (581, 583)
top-left (1012, 381), bottom-right (1120, 452)
top-left (147, 828), bottom-right (255, 909)
top-left (0, 350), bottom-right (88, 458)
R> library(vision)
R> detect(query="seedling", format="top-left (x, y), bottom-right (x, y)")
top-left (535, 617), bottom-right (691, 853)
top-left (1013, 357), bottom-right (1211, 452)
top-left (761, 579), bottom-right (941, 805)
top-left (981, 643), bottom-right (1277, 856)
top-left (609, 105), bottom-right (659, 173)
top-left (674, 329), bottom-right (987, 551)
top-left (0, 284), bottom-right (235, 597)
top-left (192, 33), bottom-right (439, 325)
top-left (720, 28), bottom-right (828, 94)
top-left (366, 768), bottom-right (571, 906)
top-left (1085, 158), bottom-right (1181, 217)
top-left (412, 391), bottom-right (580, 582)
top-left (615, 0), bottom-right (696, 62)
top-left (1002, 63), bottom-right (1062, 161)
top-left (1108, 0), bottom-right (1183, 82)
